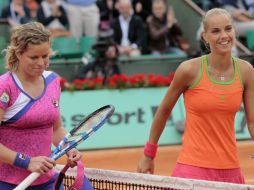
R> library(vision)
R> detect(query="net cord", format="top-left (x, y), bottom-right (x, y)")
top-left (54, 165), bottom-right (254, 190)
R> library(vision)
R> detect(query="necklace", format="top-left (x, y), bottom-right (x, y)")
top-left (207, 55), bottom-right (233, 81)
top-left (220, 73), bottom-right (225, 81)
top-left (208, 65), bottom-right (225, 81)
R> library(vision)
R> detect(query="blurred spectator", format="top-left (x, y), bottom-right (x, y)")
top-left (25, 0), bottom-right (39, 20)
top-left (221, 0), bottom-right (254, 37)
top-left (1, 0), bottom-right (31, 27)
top-left (77, 27), bottom-right (120, 79)
top-left (78, 42), bottom-right (120, 79)
top-left (96, 0), bottom-right (119, 30)
top-left (193, 0), bottom-right (222, 11)
top-left (243, 0), bottom-right (254, 13)
top-left (103, 43), bottom-right (121, 76)
top-left (132, 0), bottom-right (152, 22)
top-left (146, 0), bottom-right (188, 55)
top-left (37, 0), bottom-right (71, 37)
top-left (111, 0), bottom-right (146, 56)
top-left (65, 0), bottom-right (100, 41)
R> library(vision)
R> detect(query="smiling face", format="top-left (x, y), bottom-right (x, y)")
top-left (16, 42), bottom-right (51, 78)
top-left (202, 9), bottom-right (235, 55)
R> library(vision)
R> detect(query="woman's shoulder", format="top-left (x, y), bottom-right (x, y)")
top-left (235, 57), bottom-right (253, 67)
top-left (177, 56), bottom-right (202, 75)
top-left (43, 70), bottom-right (60, 78)
top-left (0, 72), bottom-right (13, 91)
top-left (235, 58), bottom-right (254, 83)
top-left (235, 57), bottom-right (254, 74)
top-left (0, 72), bottom-right (11, 82)
top-left (43, 70), bottom-right (61, 86)
top-left (174, 56), bottom-right (203, 86)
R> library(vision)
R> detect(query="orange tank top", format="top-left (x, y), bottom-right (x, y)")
top-left (177, 55), bottom-right (244, 169)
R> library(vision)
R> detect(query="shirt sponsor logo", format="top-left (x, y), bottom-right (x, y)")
top-left (19, 153), bottom-right (26, 160)
top-left (0, 92), bottom-right (9, 103)
top-left (220, 95), bottom-right (225, 101)
top-left (52, 99), bottom-right (59, 108)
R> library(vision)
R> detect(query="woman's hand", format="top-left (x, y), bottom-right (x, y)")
top-left (167, 6), bottom-right (177, 28)
top-left (66, 148), bottom-right (82, 168)
top-left (28, 156), bottom-right (56, 174)
top-left (14, 5), bottom-right (25, 17)
top-left (137, 155), bottom-right (155, 174)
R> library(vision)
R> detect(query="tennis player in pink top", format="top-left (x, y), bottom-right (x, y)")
top-left (0, 22), bottom-right (84, 189)
top-left (137, 8), bottom-right (254, 184)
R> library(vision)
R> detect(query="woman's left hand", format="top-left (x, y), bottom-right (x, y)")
top-left (66, 148), bottom-right (82, 167)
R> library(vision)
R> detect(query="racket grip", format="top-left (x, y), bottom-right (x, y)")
top-left (13, 172), bottom-right (40, 190)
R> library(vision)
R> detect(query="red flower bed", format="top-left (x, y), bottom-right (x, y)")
top-left (60, 72), bottom-right (175, 91)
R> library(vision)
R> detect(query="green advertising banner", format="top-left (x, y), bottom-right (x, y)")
top-left (60, 87), bottom-right (250, 150)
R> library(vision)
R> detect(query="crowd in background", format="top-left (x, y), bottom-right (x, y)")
top-left (0, 0), bottom-right (254, 79)
top-left (0, 0), bottom-right (192, 55)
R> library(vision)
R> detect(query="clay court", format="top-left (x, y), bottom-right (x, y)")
top-left (58, 140), bottom-right (254, 185)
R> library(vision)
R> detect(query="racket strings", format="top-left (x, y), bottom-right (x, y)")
top-left (73, 109), bottom-right (111, 136)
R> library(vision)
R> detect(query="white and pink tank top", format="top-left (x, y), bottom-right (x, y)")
top-left (0, 71), bottom-right (61, 185)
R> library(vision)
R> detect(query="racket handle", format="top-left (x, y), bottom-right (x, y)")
top-left (13, 172), bottom-right (40, 190)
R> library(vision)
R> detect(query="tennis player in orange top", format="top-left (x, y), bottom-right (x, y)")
top-left (137, 8), bottom-right (254, 184)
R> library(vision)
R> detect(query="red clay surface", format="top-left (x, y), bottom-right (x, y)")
top-left (57, 140), bottom-right (254, 184)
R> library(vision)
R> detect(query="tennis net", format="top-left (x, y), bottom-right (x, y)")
top-left (55, 165), bottom-right (254, 190)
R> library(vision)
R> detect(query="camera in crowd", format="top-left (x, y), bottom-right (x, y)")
top-left (93, 28), bottom-right (115, 59)
top-left (78, 28), bottom-right (120, 80)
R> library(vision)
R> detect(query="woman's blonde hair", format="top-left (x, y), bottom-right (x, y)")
top-left (4, 22), bottom-right (52, 71)
top-left (202, 8), bottom-right (233, 31)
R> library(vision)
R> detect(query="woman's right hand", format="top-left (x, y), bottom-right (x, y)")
top-left (28, 156), bottom-right (56, 174)
top-left (137, 155), bottom-right (155, 174)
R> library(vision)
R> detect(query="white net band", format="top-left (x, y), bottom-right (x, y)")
top-left (54, 164), bottom-right (254, 190)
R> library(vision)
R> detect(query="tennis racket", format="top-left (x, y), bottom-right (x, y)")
top-left (14, 104), bottom-right (115, 190)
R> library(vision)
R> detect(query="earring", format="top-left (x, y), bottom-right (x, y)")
top-left (13, 63), bottom-right (18, 71)
top-left (204, 41), bottom-right (210, 50)
top-left (45, 62), bottom-right (49, 69)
